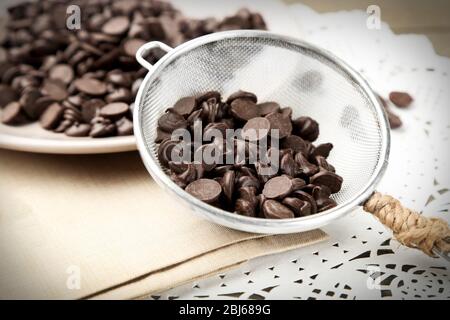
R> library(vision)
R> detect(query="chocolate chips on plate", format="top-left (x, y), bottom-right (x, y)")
top-left (0, 0), bottom-right (267, 138)
top-left (156, 90), bottom-right (343, 219)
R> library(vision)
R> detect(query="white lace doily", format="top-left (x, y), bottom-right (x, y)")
top-left (153, 1), bottom-right (450, 300)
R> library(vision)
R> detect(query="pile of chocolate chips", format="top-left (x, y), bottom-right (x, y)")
top-left (156, 90), bottom-right (343, 219)
top-left (0, 0), bottom-right (266, 137)
top-left (377, 91), bottom-right (414, 129)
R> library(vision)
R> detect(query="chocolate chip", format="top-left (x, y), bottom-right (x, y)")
top-left (211, 165), bottom-right (232, 177)
top-left (196, 91), bottom-right (221, 105)
top-left (295, 152), bottom-right (319, 176)
top-left (280, 107), bottom-right (292, 119)
top-left (280, 153), bottom-right (298, 177)
top-left (79, 42), bottom-right (104, 57)
top-left (255, 161), bottom-right (278, 183)
top-left (282, 197), bottom-right (311, 217)
top-left (235, 198), bottom-right (256, 217)
top-left (220, 117), bottom-right (234, 130)
top-left (292, 190), bottom-right (317, 214)
top-left (262, 200), bottom-right (295, 219)
top-left (105, 88), bottom-right (132, 103)
top-left (170, 163), bottom-right (198, 188)
top-left (155, 127), bottom-right (172, 143)
top-left (2, 65), bottom-right (22, 84)
top-left (123, 38), bottom-right (146, 57)
top-left (131, 78), bottom-right (143, 96)
top-left (173, 96), bottom-right (197, 116)
top-left (89, 32), bottom-right (120, 44)
top-left (74, 78), bottom-right (107, 96)
top-left (0, 48), bottom-right (7, 63)
top-left (116, 117), bottom-right (133, 136)
top-left (242, 117), bottom-right (270, 141)
top-left (34, 96), bottom-right (55, 114)
top-left (89, 117), bottom-right (116, 137)
top-left (106, 70), bottom-right (133, 87)
top-left (19, 88), bottom-right (44, 119)
top-left (389, 91), bottom-right (413, 108)
top-left (41, 79), bottom-right (68, 101)
top-left (48, 64), bottom-right (74, 84)
top-left (310, 169), bottom-right (343, 193)
top-left (265, 112), bottom-right (292, 139)
top-left (99, 102), bottom-right (129, 120)
top-left (1, 101), bottom-right (26, 124)
top-left (185, 179), bottom-right (222, 204)
top-left (158, 139), bottom-right (178, 167)
top-left (169, 161), bottom-right (189, 175)
top-left (386, 109), bottom-right (402, 129)
top-left (237, 175), bottom-right (260, 190)
top-left (318, 200), bottom-right (337, 212)
top-left (377, 93), bottom-right (403, 129)
top-left (311, 143), bottom-right (333, 158)
top-left (312, 184), bottom-right (330, 199)
top-left (315, 155), bottom-right (335, 172)
top-left (221, 170), bottom-right (235, 202)
top-left (158, 110), bottom-right (188, 133)
top-left (281, 135), bottom-right (307, 153)
top-left (102, 16), bottom-right (130, 35)
top-left (312, 185), bottom-right (337, 212)
top-left (200, 98), bottom-right (221, 123)
top-left (0, 85), bottom-right (19, 108)
top-left (82, 99), bottom-right (104, 123)
top-left (226, 90), bottom-right (257, 104)
top-left (53, 119), bottom-right (73, 133)
top-left (291, 178), bottom-right (306, 191)
top-left (230, 99), bottom-right (259, 121)
top-left (63, 104), bottom-right (82, 123)
top-left (39, 102), bottom-right (63, 129)
top-left (239, 186), bottom-right (258, 203)
top-left (257, 101), bottom-right (280, 116)
top-left (262, 175), bottom-right (293, 199)
top-left (65, 123), bottom-right (91, 137)
top-left (293, 116), bottom-right (319, 142)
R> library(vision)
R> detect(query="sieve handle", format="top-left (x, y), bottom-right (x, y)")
top-left (363, 192), bottom-right (450, 261)
top-left (136, 41), bottom-right (173, 71)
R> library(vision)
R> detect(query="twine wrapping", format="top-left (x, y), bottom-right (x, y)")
top-left (363, 192), bottom-right (450, 257)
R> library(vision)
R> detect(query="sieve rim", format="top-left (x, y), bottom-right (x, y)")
top-left (134, 30), bottom-right (390, 234)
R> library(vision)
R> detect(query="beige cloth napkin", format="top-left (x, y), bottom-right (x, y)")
top-left (0, 149), bottom-right (327, 299)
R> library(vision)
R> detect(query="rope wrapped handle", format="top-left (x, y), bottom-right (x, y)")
top-left (363, 192), bottom-right (450, 257)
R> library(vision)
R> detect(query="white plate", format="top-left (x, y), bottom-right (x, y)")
top-left (0, 121), bottom-right (136, 154)
top-left (0, 0), bottom-right (297, 154)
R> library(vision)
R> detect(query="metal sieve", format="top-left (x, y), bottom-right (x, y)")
top-left (133, 30), bottom-right (450, 260)
top-left (133, 30), bottom-right (390, 235)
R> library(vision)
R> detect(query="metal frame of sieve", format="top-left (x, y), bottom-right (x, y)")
top-left (134, 30), bottom-right (390, 234)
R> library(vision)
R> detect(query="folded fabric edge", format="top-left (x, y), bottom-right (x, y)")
top-left (90, 229), bottom-right (329, 300)
top-left (80, 232), bottom-right (268, 299)
top-left (136, 262), bottom-right (245, 300)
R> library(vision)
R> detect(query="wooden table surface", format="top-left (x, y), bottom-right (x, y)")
top-left (286, 0), bottom-right (450, 57)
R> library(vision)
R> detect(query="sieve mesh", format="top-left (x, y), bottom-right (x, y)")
top-left (135, 31), bottom-right (389, 233)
